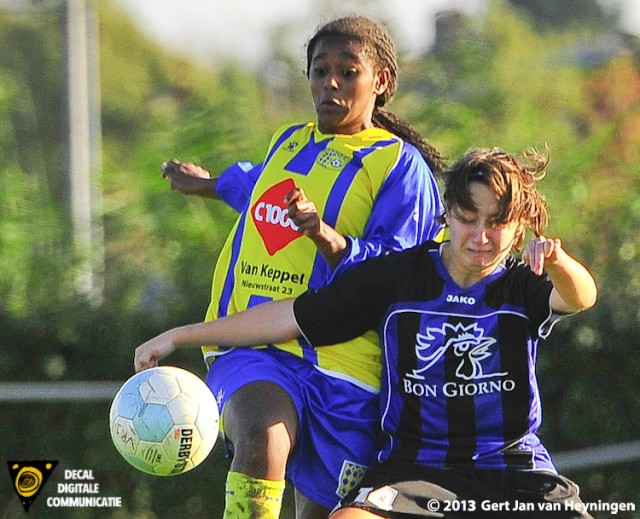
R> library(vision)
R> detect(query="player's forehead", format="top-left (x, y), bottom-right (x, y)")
top-left (310, 36), bottom-right (370, 64)
top-left (448, 180), bottom-right (516, 226)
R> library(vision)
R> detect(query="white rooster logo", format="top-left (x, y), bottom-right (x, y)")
top-left (407, 322), bottom-right (507, 381)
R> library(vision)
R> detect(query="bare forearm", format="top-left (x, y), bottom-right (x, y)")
top-left (134, 299), bottom-right (299, 371)
top-left (162, 160), bottom-right (220, 198)
top-left (175, 299), bottom-right (298, 347)
top-left (547, 251), bottom-right (597, 313)
top-left (182, 177), bottom-right (219, 198)
top-left (308, 222), bottom-right (348, 270)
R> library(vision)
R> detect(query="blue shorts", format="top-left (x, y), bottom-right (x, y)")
top-left (205, 347), bottom-right (380, 509)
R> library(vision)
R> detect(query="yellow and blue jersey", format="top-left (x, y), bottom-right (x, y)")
top-left (204, 122), bottom-right (443, 392)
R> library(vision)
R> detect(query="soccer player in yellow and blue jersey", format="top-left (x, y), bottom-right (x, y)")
top-left (159, 16), bottom-right (445, 519)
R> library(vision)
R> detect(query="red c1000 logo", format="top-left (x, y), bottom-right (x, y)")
top-left (251, 179), bottom-right (302, 256)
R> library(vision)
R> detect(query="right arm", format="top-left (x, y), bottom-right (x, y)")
top-left (162, 160), bottom-right (262, 211)
top-left (134, 299), bottom-right (298, 372)
top-left (522, 236), bottom-right (597, 313)
top-left (162, 160), bottom-right (219, 198)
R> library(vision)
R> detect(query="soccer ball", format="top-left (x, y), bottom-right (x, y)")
top-left (109, 366), bottom-right (219, 476)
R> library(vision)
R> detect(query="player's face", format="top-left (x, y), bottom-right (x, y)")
top-left (309, 37), bottom-right (389, 135)
top-left (445, 182), bottom-right (523, 286)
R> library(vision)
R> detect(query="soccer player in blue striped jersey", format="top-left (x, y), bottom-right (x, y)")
top-left (136, 147), bottom-right (598, 518)
top-left (158, 16), bottom-right (445, 519)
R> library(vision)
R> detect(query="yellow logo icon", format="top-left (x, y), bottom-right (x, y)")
top-left (7, 460), bottom-right (58, 512)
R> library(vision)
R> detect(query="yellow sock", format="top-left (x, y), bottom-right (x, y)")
top-left (223, 471), bottom-right (285, 519)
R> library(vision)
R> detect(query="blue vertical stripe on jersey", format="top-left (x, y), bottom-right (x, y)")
top-left (464, 310), bottom-right (507, 469)
top-left (442, 315), bottom-right (478, 468)
top-left (217, 213), bottom-right (247, 318)
top-left (496, 311), bottom-right (536, 469)
top-left (416, 313), bottom-right (450, 469)
top-left (264, 124), bottom-right (305, 166)
top-left (284, 132), bottom-right (331, 175)
top-left (306, 144), bottom-right (391, 291)
top-left (472, 370), bottom-right (508, 468)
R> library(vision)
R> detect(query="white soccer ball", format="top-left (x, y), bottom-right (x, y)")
top-left (109, 366), bottom-right (219, 476)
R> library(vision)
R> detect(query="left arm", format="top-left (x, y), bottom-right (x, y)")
top-left (285, 188), bottom-right (347, 269)
top-left (335, 147), bottom-right (443, 274)
top-left (523, 236), bottom-right (597, 313)
top-left (285, 146), bottom-right (443, 272)
top-left (135, 233), bottom-right (403, 372)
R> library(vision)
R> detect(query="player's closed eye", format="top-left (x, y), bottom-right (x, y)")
top-left (451, 211), bottom-right (476, 225)
top-left (452, 210), bottom-right (507, 230)
top-left (341, 68), bottom-right (358, 78)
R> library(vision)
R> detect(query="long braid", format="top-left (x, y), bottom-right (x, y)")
top-left (307, 15), bottom-right (446, 174)
top-left (372, 109), bottom-right (446, 174)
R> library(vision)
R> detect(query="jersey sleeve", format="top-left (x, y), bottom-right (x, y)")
top-left (216, 124), bottom-right (303, 212)
top-left (293, 253), bottom-right (398, 346)
top-left (516, 264), bottom-right (568, 339)
top-left (333, 143), bottom-right (444, 279)
top-left (215, 161), bottom-right (263, 212)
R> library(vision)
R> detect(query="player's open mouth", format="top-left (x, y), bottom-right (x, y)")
top-left (320, 98), bottom-right (343, 107)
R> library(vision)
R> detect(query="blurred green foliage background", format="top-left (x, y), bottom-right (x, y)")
top-left (1, 0), bottom-right (639, 517)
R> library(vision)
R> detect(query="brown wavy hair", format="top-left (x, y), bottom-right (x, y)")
top-left (442, 147), bottom-right (549, 251)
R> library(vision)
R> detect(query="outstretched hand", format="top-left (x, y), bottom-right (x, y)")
top-left (134, 332), bottom-right (176, 372)
top-left (161, 159), bottom-right (212, 195)
top-left (522, 236), bottom-right (563, 276)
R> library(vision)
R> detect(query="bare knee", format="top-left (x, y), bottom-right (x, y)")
top-left (231, 419), bottom-right (292, 473)
top-left (223, 381), bottom-right (298, 479)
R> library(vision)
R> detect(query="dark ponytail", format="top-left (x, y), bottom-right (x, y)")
top-left (373, 109), bottom-right (446, 174)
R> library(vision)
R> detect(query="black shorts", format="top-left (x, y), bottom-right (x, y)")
top-left (331, 462), bottom-right (594, 518)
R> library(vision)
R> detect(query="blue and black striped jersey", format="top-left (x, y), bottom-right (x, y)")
top-left (295, 241), bottom-right (566, 471)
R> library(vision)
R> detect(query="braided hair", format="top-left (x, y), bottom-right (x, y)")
top-left (306, 15), bottom-right (446, 174)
